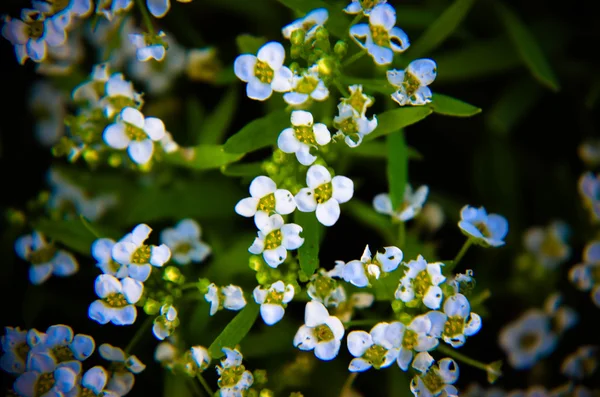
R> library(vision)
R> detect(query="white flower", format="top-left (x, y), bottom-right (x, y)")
top-left (72, 63), bottom-right (111, 106)
top-left (340, 85), bottom-right (374, 117)
top-left (498, 309), bottom-right (557, 370)
top-left (88, 275), bottom-right (143, 325)
top-left (234, 41), bottom-right (293, 101)
top-left (307, 269), bottom-right (347, 308)
top-left (458, 205), bottom-right (509, 248)
top-left (103, 107), bottom-right (166, 165)
top-left (14, 360), bottom-right (80, 397)
top-left (418, 202), bottom-right (445, 233)
top-left (111, 224), bottom-right (171, 282)
top-left (235, 176), bottom-right (296, 226)
top-left (92, 238), bottom-right (128, 278)
top-left (204, 284), bottom-right (247, 316)
top-left (347, 322), bottom-right (399, 372)
top-left (2, 10), bottom-right (66, 64)
top-left (293, 301), bottom-right (344, 361)
top-left (160, 219), bottom-right (211, 265)
top-left (543, 293), bottom-right (578, 335)
top-left (99, 343), bottom-right (145, 396)
top-left (129, 31), bottom-right (167, 62)
top-left (0, 327), bottom-right (28, 374)
top-left (186, 47), bottom-right (222, 82)
top-left (395, 255), bottom-right (445, 310)
top-left (95, 0), bottom-right (134, 21)
top-left (333, 103), bottom-right (378, 148)
top-left (26, 324), bottom-right (95, 371)
top-left (155, 342), bottom-right (177, 366)
top-left (560, 345), bottom-right (597, 380)
top-left (160, 131), bottom-right (179, 153)
top-left (387, 59), bottom-right (437, 106)
top-left (523, 221), bottom-right (571, 270)
top-left (14, 231), bottom-right (78, 285)
top-left (344, 0), bottom-right (387, 16)
top-left (147, 0), bottom-right (170, 18)
top-left (438, 294), bottom-right (482, 348)
top-left (216, 348), bottom-right (254, 397)
top-left (33, 0), bottom-right (92, 21)
top-left (29, 81), bottom-right (66, 146)
top-left (283, 65), bottom-right (329, 106)
top-left (373, 185), bottom-right (429, 222)
top-left (410, 352), bottom-right (459, 397)
top-left (191, 346), bottom-right (211, 372)
top-left (295, 165), bottom-right (354, 226)
top-left (100, 72), bottom-right (144, 118)
top-left (248, 214), bottom-right (304, 268)
top-left (153, 305), bottom-right (179, 340)
top-left (282, 8), bottom-right (328, 41)
top-left (335, 245), bottom-right (403, 287)
top-left (253, 281), bottom-right (295, 325)
top-left (277, 110), bottom-right (331, 166)
top-left (348, 4), bottom-right (409, 65)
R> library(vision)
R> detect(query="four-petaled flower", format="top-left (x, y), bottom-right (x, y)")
top-left (388, 313), bottom-right (443, 371)
top-left (523, 221), bottom-right (571, 270)
top-left (438, 294), bottom-right (482, 348)
top-left (88, 275), bottom-right (143, 325)
top-left (92, 238), bottom-right (127, 278)
top-left (216, 348), bottom-right (254, 397)
top-left (160, 219), bottom-right (211, 265)
top-left (284, 65), bottom-right (329, 106)
top-left (248, 214), bottom-right (304, 268)
top-left (373, 185), bottom-right (429, 222)
top-left (235, 176), bottom-right (296, 226)
top-left (410, 352), bottom-right (459, 397)
top-left (153, 305), bottom-right (179, 340)
top-left (27, 324), bottom-right (95, 371)
top-left (333, 245), bottom-right (403, 287)
top-left (344, 0), bottom-right (387, 16)
top-left (458, 205), bottom-right (509, 247)
top-left (278, 110), bottom-right (331, 166)
top-left (387, 59), bottom-right (437, 106)
top-left (395, 255), bottom-right (446, 310)
top-left (253, 281), bottom-right (295, 325)
top-left (293, 301), bottom-right (344, 360)
top-left (333, 103), bottom-right (378, 148)
top-left (99, 343), bottom-right (146, 396)
top-left (234, 41), bottom-right (293, 101)
top-left (349, 3), bottom-right (409, 65)
top-left (204, 283), bottom-right (247, 316)
top-left (347, 322), bottom-right (399, 372)
top-left (282, 8), bottom-right (329, 42)
top-left (295, 165), bottom-right (354, 226)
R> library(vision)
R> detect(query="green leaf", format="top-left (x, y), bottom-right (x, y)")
top-left (486, 78), bottom-right (543, 135)
top-left (345, 141), bottom-right (423, 160)
top-left (366, 107), bottom-right (432, 141)
top-left (197, 86), bottom-right (239, 145)
top-left (409, 0), bottom-right (477, 58)
top-left (34, 218), bottom-right (119, 255)
top-left (164, 372), bottom-right (193, 397)
top-left (165, 145), bottom-right (243, 170)
top-left (276, 0), bottom-right (349, 38)
top-left (221, 162), bottom-right (264, 177)
top-left (340, 75), bottom-right (393, 95)
top-left (186, 97), bottom-right (205, 142)
top-left (224, 110), bottom-right (290, 154)
top-left (236, 34), bottom-right (268, 54)
top-left (430, 93), bottom-right (481, 117)
top-left (294, 211), bottom-right (320, 277)
top-left (494, 2), bottom-right (559, 91)
top-left (208, 303), bottom-right (260, 359)
top-left (345, 200), bottom-right (395, 242)
top-left (387, 130), bottom-right (408, 210)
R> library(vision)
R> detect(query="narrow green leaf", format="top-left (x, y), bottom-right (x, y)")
top-left (187, 96), bottom-right (205, 142)
top-left (224, 110), bottom-right (290, 154)
top-left (345, 200), bottom-right (395, 243)
top-left (295, 211), bottom-right (320, 277)
top-left (208, 303), bottom-right (260, 359)
top-left (366, 107), bottom-right (432, 141)
top-left (387, 130), bottom-right (408, 210)
top-left (430, 93), bottom-right (481, 117)
top-left (346, 141), bottom-right (422, 160)
top-left (409, 0), bottom-right (477, 58)
top-left (236, 34), bottom-right (268, 54)
top-left (197, 86), bottom-right (239, 145)
top-left (34, 218), bottom-right (119, 255)
top-left (276, 0), bottom-right (349, 38)
top-left (494, 2), bottom-right (559, 91)
top-left (165, 145), bottom-right (243, 170)
top-left (486, 78), bottom-right (543, 135)
top-left (221, 162), bottom-right (264, 177)
top-left (164, 372), bottom-right (193, 397)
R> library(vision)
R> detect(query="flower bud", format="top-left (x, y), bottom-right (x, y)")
top-left (290, 29), bottom-right (305, 46)
top-left (334, 40), bottom-right (348, 57)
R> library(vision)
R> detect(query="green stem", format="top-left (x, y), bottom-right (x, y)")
top-left (447, 238), bottom-right (473, 273)
top-left (181, 282), bottom-right (199, 290)
top-left (469, 288), bottom-right (491, 308)
top-left (188, 378), bottom-right (204, 397)
top-left (436, 343), bottom-right (488, 372)
top-left (397, 221), bottom-right (406, 248)
top-left (342, 50), bottom-right (366, 67)
top-left (80, 215), bottom-right (101, 239)
top-left (124, 315), bottom-right (153, 355)
top-left (197, 374), bottom-right (214, 397)
top-left (348, 14), bottom-right (363, 28)
top-left (334, 81), bottom-right (350, 97)
top-left (339, 372), bottom-right (358, 397)
top-left (135, 0), bottom-right (156, 36)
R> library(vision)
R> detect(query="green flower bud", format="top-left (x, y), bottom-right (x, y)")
top-left (315, 26), bottom-right (329, 42)
top-left (260, 389), bottom-right (274, 397)
top-left (144, 298), bottom-right (161, 315)
top-left (291, 46), bottom-right (302, 59)
top-left (391, 300), bottom-right (404, 313)
top-left (249, 255), bottom-right (263, 271)
top-left (197, 278), bottom-right (211, 294)
top-left (290, 29), bottom-right (305, 46)
top-left (334, 40), bottom-right (348, 57)
top-left (253, 369), bottom-right (268, 386)
top-left (164, 266), bottom-right (184, 284)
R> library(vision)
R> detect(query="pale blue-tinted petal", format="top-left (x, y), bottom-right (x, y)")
top-left (29, 264), bottom-right (53, 285)
top-left (137, 45), bottom-right (165, 61)
top-left (88, 301), bottom-right (112, 324)
top-left (234, 54), bottom-right (257, 83)
top-left (272, 67), bottom-right (293, 92)
top-left (412, 351), bottom-right (434, 373)
top-left (126, 264), bottom-right (152, 282)
top-left (458, 220), bottom-right (484, 239)
top-left (263, 246), bottom-right (287, 268)
top-left (342, 260), bottom-right (368, 287)
top-left (376, 246), bottom-right (402, 272)
top-left (51, 251), bottom-right (78, 276)
top-left (444, 294), bottom-right (470, 318)
top-left (423, 286), bottom-right (443, 309)
top-left (260, 303), bottom-right (285, 325)
top-left (112, 306), bottom-right (137, 325)
top-left (82, 366), bottom-right (108, 394)
top-left (257, 41), bottom-right (285, 69)
top-left (71, 334), bottom-right (95, 361)
top-left (315, 339), bottom-right (341, 360)
top-left (344, 1), bottom-right (362, 14)
top-left (283, 92), bottom-right (309, 106)
top-left (316, 200), bottom-right (340, 227)
top-left (373, 193), bottom-right (393, 215)
top-left (122, 277), bottom-right (143, 303)
top-left (332, 176), bottom-right (354, 204)
top-left (27, 38), bottom-right (46, 62)
top-left (397, 347), bottom-right (413, 371)
top-left (14, 371), bottom-right (38, 397)
top-left (247, 78), bottom-right (272, 101)
top-left (95, 274), bottom-right (122, 298)
top-left (106, 372), bottom-right (134, 395)
top-left (349, 24), bottom-right (370, 48)
top-left (438, 358), bottom-right (459, 383)
top-left (349, 357), bottom-right (372, 372)
top-left (293, 325), bottom-right (317, 350)
top-left (92, 238), bottom-right (115, 263)
top-left (487, 214), bottom-right (509, 241)
top-left (45, 325), bottom-right (73, 346)
top-left (143, 117), bottom-right (166, 141)
top-left (103, 123), bottom-right (130, 149)
top-left (407, 59), bottom-right (437, 85)
top-left (368, 44), bottom-right (393, 65)
top-left (294, 188), bottom-right (318, 212)
top-left (128, 139), bottom-right (154, 164)
top-left (278, 128), bottom-right (302, 154)
top-left (99, 344), bottom-right (125, 362)
top-left (389, 27), bottom-right (410, 52)
top-left (147, 0), bottom-right (170, 17)
top-left (54, 366), bottom-right (77, 392)
top-left (347, 330), bottom-right (372, 357)
top-left (150, 244), bottom-right (171, 267)
top-left (464, 313), bottom-right (482, 336)
top-left (369, 3), bottom-right (396, 30)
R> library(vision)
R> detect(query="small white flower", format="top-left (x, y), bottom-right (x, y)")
top-left (101, 72), bottom-right (144, 118)
top-left (14, 231), bottom-right (78, 285)
top-left (295, 165), bottom-right (354, 226)
top-left (373, 185), bottom-right (429, 222)
top-left (14, 360), bottom-right (80, 397)
top-left (523, 221), bottom-right (571, 270)
top-left (333, 103), bottom-right (378, 148)
top-left (88, 275), bottom-right (143, 326)
top-left (99, 343), bottom-right (145, 396)
top-left (147, 0), bottom-right (170, 18)
top-left (186, 47), bottom-right (222, 82)
top-left (95, 0), bottom-right (134, 21)
top-left (293, 301), bottom-right (344, 361)
top-left (418, 202), bottom-right (445, 233)
top-left (72, 365), bottom-right (115, 397)
top-left (439, 294), bottom-right (482, 348)
top-left (282, 8), bottom-right (328, 41)
top-left (153, 305), bottom-right (179, 340)
top-left (190, 346), bottom-right (211, 372)
top-left (283, 65), bottom-right (329, 106)
top-left (160, 219), bottom-right (211, 265)
top-left (277, 110), bottom-right (331, 166)
top-left (560, 345), bottom-right (597, 380)
top-left (387, 59), bottom-right (437, 106)
top-left (103, 107), bottom-right (166, 165)
top-left (27, 324), bottom-right (95, 370)
top-left (72, 63), bottom-right (111, 106)
top-left (204, 283), bottom-right (247, 316)
top-left (234, 41), bottom-right (293, 101)
top-left (32, 0), bottom-right (92, 21)
top-left (388, 313), bottom-right (444, 371)
top-left (349, 3), bottom-right (409, 65)
top-left (92, 238), bottom-right (127, 278)
top-left (0, 327), bottom-right (28, 374)
top-left (344, 0), bottom-right (387, 16)
top-left (160, 131), bottom-right (179, 153)
top-left (395, 255), bottom-right (446, 310)
top-left (155, 342), bottom-right (177, 366)
top-left (543, 293), bottom-right (578, 335)
top-left (347, 322), bottom-right (399, 372)
top-left (335, 245), bottom-right (403, 287)
top-left (129, 31), bottom-right (167, 62)
top-left (216, 348), bottom-right (254, 397)
top-left (410, 352), bottom-right (459, 397)
top-left (458, 205), bottom-right (509, 247)
top-left (340, 85), bottom-right (375, 117)
top-left (235, 176), bottom-right (296, 226)
top-left (111, 224), bottom-right (171, 282)
top-left (248, 214), bottom-right (304, 268)
top-left (253, 281), bottom-right (295, 325)
top-left (307, 269), bottom-right (347, 308)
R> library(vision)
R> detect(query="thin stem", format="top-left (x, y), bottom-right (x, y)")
top-left (124, 315), bottom-right (153, 355)
top-left (342, 50), bottom-right (366, 67)
top-left (469, 288), bottom-right (491, 308)
top-left (447, 238), bottom-right (473, 273)
top-left (80, 215), bottom-right (101, 239)
top-left (397, 221), bottom-right (406, 248)
top-left (188, 377), bottom-right (204, 397)
top-left (135, 0), bottom-right (156, 36)
top-left (197, 374), bottom-right (214, 397)
top-left (436, 343), bottom-right (488, 372)
top-left (334, 81), bottom-right (350, 97)
top-left (181, 282), bottom-right (199, 291)
top-left (339, 372), bottom-right (358, 397)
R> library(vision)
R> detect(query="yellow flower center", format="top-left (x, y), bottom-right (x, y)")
top-left (50, 0), bottom-right (70, 12)
top-left (363, 344), bottom-right (387, 369)
top-left (474, 221), bottom-right (491, 238)
top-left (443, 316), bottom-right (465, 338)
top-left (314, 182), bottom-right (333, 204)
top-left (174, 242), bottom-right (192, 255)
top-left (402, 70), bottom-right (421, 98)
top-left (540, 233), bottom-right (566, 258)
top-left (36, 373), bottom-right (55, 397)
top-left (314, 324), bottom-right (334, 342)
top-left (264, 229), bottom-right (283, 250)
top-left (294, 125), bottom-right (316, 145)
top-left (264, 289), bottom-right (284, 304)
top-left (124, 122), bottom-right (148, 141)
top-left (311, 275), bottom-right (337, 300)
top-left (218, 365), bottom-right (246, 388)
top-left (105, 292), bottom-right (128, 308)
top-left (131, 245), bottom-right (151, 264)
top-left (16, 343), bottom-right (30, 362)
top-left (370, 24), bottom-right (389, 47)
top-left (257, 193), bottom-right (276, 214)
top-left (81, 388), bottom-right (96, 397)
top-left (360, 0), bottom-right (377, 9)
top-left (52, 345), bottom-right (74, 363)
top-left (255, 60), bottom-right (274, 84)
top-left (518, 332), bottom-right (540, 350)
top-left (345, 90), bottom-right (368, 114)
top-left (413, 270), bottom-right (432, 298)
top-left (296, 76), bottom-right (319, 95)
top-left (421, 369), bottom-right (445, 394)
top-left (402, 329), bottom-right (418, 350)
top-left (28, 244), bottom-right (57, 265)
top-left (28, 21), bottom-right (44, 39)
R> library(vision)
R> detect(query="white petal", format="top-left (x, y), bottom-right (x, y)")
top-left (296, 147), bottom-right (317, 166)
top-left (281, 224), bottom-right (304, 250)
top-left (349, 24), bottom-right (369, 48)
top-left (376, 246), bottom-right (402, 272)
top-left (103, 124), bottom-right (130, 149)
top-left (92, 238), bottom-right (115, 263)
top-left (51, 251), bottom-right (78, 276)
top-left (150, 244), bottom-right (171, 267)
top-left (260, 304), bottom-right (285, 325)
top-left (126, 264), bottom-right (152, 282)
top-left (423, 286), bottom-right (443, 309)
top-left (121, 107), bottom-right (145, 128)
top-left (250, 176), bottom-right (277, 198)
top-left (29, 264), bottom-right (53, 285)
top-left (147, 0), bottom-right (170, 18)
top-left (293, 325), bottom-right (317, 350)
top-left (128, 140), bottom-right (154, 164)
top-left (389, 27), bottom-right (410, 53)
top-left (263, 246), bottom-right (287, 268)
top-left (313, 123), bottom-right (331, 146)
top-left (274, 189), bottom-right (296, 215)
top-left (332, 176), bottom-right (354, 204)
top-left (438, 358), bottom-right (459, 383)
top-left (234, 54), bottom-right (257, 82)
top-left (306, 164), bottom-right (332, 188)
top-left (349, 358), bottom-right (372, 372)
top-left (412, 351), bottom-right (434, 373)
top-left (143, 117), bottom-right (166, 141)
top-left (370, 3), bottom-right (396, 30)
top-left (277, 128), bottom-right (302, 154)
top-left (315, 340), bottom-right (341, 360)
top-left (295, 188), bottom-right (318, 212)
top-left (397, 347), bottom-right (413, 371)
top-left (347, 331), bottom-right (372, 357)
top-left (272, 67), bottom-right (293, 92)
top-left (373, 193), bottom-right (393, 215)
top-left (247, 78), bottom-right (273, 101)
top-left (407, 59), bottom-right (437, 86)
top-left (291, 110), bottom-right (313, 126)
top-left (95, 274), bottom-right (121, 298)
top-left (235, 197), bottom-right (259, 217)
top-left (283, 92), bottom-right (309, 105)
top-left (305, 301), bottom-right (329, 327)
top-left (444, 293), bottom-right (470, 318)
top-left (257, 41), bottom-right (285, 69)
top-left (464, 313), bottom-right (482, 336)
top-left (316, 200), bottom-right (340, 227)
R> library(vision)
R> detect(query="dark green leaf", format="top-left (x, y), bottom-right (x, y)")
top-left (221, 162), bottom-right (264, 177)
top-left (186, 97), bottom-right (205, 142)
top-left (409, 0), bottom-right (477, 58)
top-left (236, 34), bottom-right (268, 54)
top-left (366, 107), bottom-right (432, 141)
top-left (276, 0), bottom-right (349, 38)
top-left (224, 110), bottom-right (290, 154)
top-left (387, 130), bottom-right (408, 210)
top-left (294, 211), bottom-right (320, 277)
top-left (208, 303), bottom-right (260, 359)
top-left (346, 141), bottom-right (423, 160)
top-left (494, 2), bottom-right (560, 91)
top-left (197, 86), bottom-right (239, 145)
top-left (34, 218), bottom-right (120, 255)
top-left (486, 78), bottom-right (543, 135)
top-left (165, 145), bottom-right (243, 170)
top-left (430, 93), bottom-right (481, 117)
top-left (345, 200), bottom-right (395, 243)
